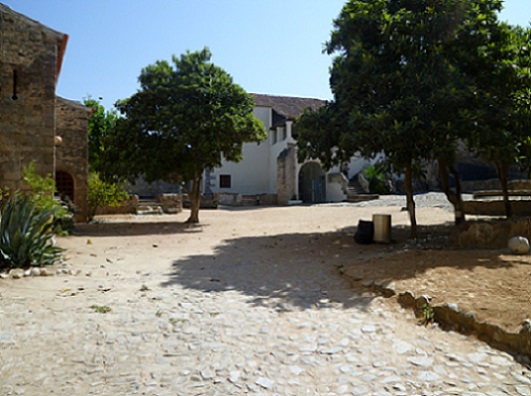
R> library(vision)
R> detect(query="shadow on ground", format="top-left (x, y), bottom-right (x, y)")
top-left (160, 229), bottom-right (381, 312)
top-left (342, 221), bottom-right (518, 286)
top-left (73, 220), bottom-right (204, 237)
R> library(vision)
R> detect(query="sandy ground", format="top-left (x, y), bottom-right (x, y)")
top-left (59, 202), bottom-right (529, 334)
top-left (4, 202), bottom-right (531, 394)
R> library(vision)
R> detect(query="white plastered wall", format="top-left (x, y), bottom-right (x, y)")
top-left (208, 106), bottom-right (276, 195)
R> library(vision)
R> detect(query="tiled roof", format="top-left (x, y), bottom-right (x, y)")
top-left (251, 93), bottom-right (327, 119)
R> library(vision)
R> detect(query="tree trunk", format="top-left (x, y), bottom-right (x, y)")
top-left (404, 161), bottom-right (417, 238)
top-left (437, 157), bottom-right (466, 225)
top-left (495, 161), bottom-right (512, 218)
top-left (186, 173), bottom-right (202, 224)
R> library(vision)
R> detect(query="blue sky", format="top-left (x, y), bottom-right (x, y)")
top-left (2, 1), bottom-right (530, 110)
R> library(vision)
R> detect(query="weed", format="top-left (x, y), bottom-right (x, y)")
top-left (156, 310), bottom-right (163, 317)
top-left (419, 302), bottom-right (435, 325)
top-left (169, 317), bottom-right (186, 325)
top-left (140, 284), bottom-right (150, 292)
top-left (90, 305), bottom-right (112, 314)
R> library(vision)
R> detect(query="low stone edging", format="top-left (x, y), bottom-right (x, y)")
top-left (0, 262), bottom-right (78, 279)
top-left (343, 274), bottom-right (531, 362)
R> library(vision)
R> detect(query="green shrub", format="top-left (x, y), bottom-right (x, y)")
top-left (0, 194), bottom-right (63, 270)
top-left (22, 162), bottom-right (74, 235)
top-left (363, 164), bottom-right (390, 195)
top-left (88, 173), bottom-right (129, 220)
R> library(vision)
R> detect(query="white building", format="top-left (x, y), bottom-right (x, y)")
top-left (204, 93), bottom-right (371, 205)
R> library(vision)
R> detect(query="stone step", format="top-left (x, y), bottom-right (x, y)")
top-left (346, 194), bottom-right (379, 203)
top-left (137, 200), bottom-right (164, 215)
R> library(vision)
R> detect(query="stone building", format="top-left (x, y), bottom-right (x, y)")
top-left (0, 3), bottom-right (89, 221)
top-left (55, 97), bottom-right (90, 221)
top-left (205, 93), bottom-right (372, 205)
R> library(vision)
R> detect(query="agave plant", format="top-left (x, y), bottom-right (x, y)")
top-left (0, 194), bottom-right (63, 270)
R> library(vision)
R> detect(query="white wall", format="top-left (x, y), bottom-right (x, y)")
top-left (325, 172), bottom-right (348, 202)
top-left (208, 106), bottom-right (276, 195)
top-left (207, 104), bottom-right (375, 202)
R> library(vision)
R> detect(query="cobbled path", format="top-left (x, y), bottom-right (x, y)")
top-left (1, 205), bottom-right (530, 395)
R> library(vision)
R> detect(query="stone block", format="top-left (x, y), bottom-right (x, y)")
top-left (508, 236), bottom-right (530, 255)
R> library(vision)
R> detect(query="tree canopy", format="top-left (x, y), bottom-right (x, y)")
top-left (83, 97), bottom-right (119, 173)
top-left (297, 0), bottom-right (531, 236)
top-left (103, 48), bottom-right (267, 223)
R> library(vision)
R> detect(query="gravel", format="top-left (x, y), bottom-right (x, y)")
top-left (320, 192), bottom-right (474, 211)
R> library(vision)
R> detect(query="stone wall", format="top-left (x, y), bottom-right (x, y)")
top-left (55, 97), bottom-right (90, 222)
top-left (277, 144), bottom-right (297, 205)
top-left (450, 217), bottom-right (531, 249)
top-left (125, 176), bottom-right (182, 198)
top-left (0, 4), bottom-right (65, 191)
top-left (218, 193), bottom-right (277, 206)
top-left (95, 195), bottom-right (139, 216)
top-left (157, 194), bottom-right (183, 214)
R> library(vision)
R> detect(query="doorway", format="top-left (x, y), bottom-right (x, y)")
top-left (298, 162), bottom-right (326, 203)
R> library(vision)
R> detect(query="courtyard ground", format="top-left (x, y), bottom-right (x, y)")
top-left (1, 200), bottom-right (531, 394)
top-left (53, 202), bottom-right (531, 340)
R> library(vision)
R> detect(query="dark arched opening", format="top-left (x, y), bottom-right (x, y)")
top-left (298, 162), bottom-right (326, 203)
top-left (55, 170), bottom-right (74, 202)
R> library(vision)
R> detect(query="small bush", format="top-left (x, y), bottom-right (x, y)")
top-left (22, 162), bottom-right (74, 235)
top-left (88, 173), bottom-right (129, 220)
top-left (363, 164), bottom-right (390, 195)
top-left (0, 194), bottom-right (63, 270)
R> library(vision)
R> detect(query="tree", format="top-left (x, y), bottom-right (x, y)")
top-left (104, 48), bottom-right (267, 223)
top-left (466, 24), bottom-right (531, 217)
top-left (83, 97), bottom-right (119, 173)
top-left (298, 0), bottom-right (507, 236)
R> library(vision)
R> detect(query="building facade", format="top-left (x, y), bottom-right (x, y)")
top-left (205, 93), bottom-right (371, 205)
top-left (0, 3), bottom-right (89, 221)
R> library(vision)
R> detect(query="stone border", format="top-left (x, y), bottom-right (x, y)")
top-left (0, 262), bottom-right (78, 279)
top-left (343, 274), bottom-right (531, 363)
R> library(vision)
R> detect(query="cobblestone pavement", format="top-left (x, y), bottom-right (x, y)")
top-left (1, 207), bottom-right (530, 395)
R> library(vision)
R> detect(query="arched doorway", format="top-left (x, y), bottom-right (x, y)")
top-left (55, 170), bottom-right (74, 202)
top-left (299, 162), bottom-right (326, 203)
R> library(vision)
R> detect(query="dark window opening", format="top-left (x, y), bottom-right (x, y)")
top-left (12, 70), bottom-right (18, 100)
top-left (219, 174), bottom-right (231, 188)
top-left (55, 171), bottom-right (74, 202)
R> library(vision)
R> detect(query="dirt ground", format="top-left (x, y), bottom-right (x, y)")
top-left (55, 204), bottom-right (530, 335)
top-left (343, 234), bottom-right (531, 333)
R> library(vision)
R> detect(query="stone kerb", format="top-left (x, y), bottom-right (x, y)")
top-left (396, 291), bottom-right (531, 361)
top-left (344, 275), bottom-right (531, 361)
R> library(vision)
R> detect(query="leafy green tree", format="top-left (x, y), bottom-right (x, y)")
top-left (298, 0), bottom-right (507, 236)
top-left (466, 24), bottom-right (531, 217)
top-left (83, 97), bottom-right (120, 173)
top-left (104, 48), bottom-right (267, 223)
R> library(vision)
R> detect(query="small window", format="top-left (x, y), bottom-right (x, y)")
top-left (219, 174), bottom-right (231, 188)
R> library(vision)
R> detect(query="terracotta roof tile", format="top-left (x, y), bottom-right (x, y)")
top-left (251, 93), bottom-right (327, 119)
